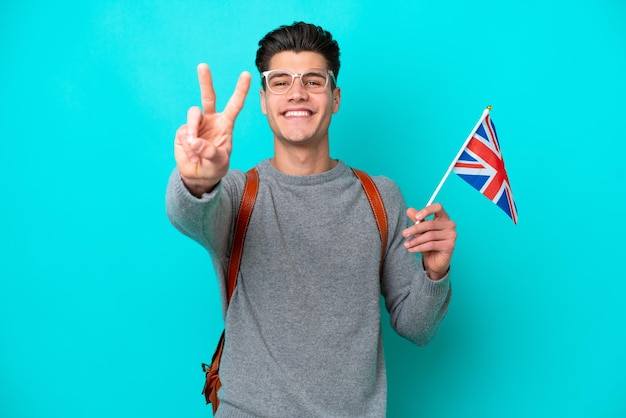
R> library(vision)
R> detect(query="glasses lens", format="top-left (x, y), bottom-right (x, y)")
top-left (301, 70), bottom-right (328, 92)
top-left (266, 71), bottom-right (293, 94)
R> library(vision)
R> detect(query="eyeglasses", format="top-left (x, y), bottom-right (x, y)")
top-left (261, 68), bottom-right (337, 95)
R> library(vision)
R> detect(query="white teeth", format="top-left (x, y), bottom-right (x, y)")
top-left (284, 110), bottom-right (310, 117)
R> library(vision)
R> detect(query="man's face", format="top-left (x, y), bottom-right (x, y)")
top-left (260, 51), bottom-right (340, 147)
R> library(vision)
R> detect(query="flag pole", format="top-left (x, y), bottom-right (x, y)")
top-left (423, 106), bottom-right (492, 209)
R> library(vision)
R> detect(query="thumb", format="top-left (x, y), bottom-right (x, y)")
top-left (406, 207), bottom-right (426, 223)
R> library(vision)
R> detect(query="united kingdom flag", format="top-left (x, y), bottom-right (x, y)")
top-left (452, 113), bottom-right (518, 224)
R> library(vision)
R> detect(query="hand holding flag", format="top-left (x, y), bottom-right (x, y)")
top-left (403, 203), bottom-right (456, 281)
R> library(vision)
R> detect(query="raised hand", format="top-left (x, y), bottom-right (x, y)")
top-left (174, 64), bottom-right (251, 196)
top-left (402, 203), bottom-right (457, 281)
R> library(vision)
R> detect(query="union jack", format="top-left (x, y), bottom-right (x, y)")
top-left (452, 113), bottom-right (518, 224)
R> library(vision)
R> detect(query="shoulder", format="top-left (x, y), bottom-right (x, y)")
top-left (350, 167), bottom-right (404, 202)
top-left (347, 166), bottom-right (407, 214)
top-left (370, 174), bottom-right (401, 195)
top-left (371, 175), bottom-right (406, 216)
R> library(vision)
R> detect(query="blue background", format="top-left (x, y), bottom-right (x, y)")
top-left (2, 1), bottom-right (625, 417)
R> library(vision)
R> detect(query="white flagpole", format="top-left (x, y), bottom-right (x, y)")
top-left (417, 106), bottom-right (492, 223)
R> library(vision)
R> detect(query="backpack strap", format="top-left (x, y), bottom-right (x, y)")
top-left (226, 167), bottom-right (259, 304)
top-left (203, 166), bottom-right (388, 409)
top-left (224, 166), bottom-right (387, 304)
top-left (228, 167), bottom-right (386, 303)
top-left (202, 168), bottom-right (259, 410)
top-left (351, 168), bottom-right (388, 271)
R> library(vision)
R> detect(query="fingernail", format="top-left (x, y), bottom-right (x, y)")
top-left (186, 135), bottom-right (194, 144)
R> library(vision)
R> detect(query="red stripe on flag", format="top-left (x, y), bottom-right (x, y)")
top-left (465, 138), bottom-right (509, 200)
top-left (454, 162), bottom-right (485, 169)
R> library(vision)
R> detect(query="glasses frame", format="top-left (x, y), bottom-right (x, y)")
top-left (261, 68), bottom-right (337, 95)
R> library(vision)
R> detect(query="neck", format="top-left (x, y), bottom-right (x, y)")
top-left (271, 145), bottom-right (337, 176)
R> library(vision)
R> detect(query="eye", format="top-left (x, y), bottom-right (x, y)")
top-left (268, 72), bottom-right (292, 88)
top-left (302, 72), bottom-right (326, 87)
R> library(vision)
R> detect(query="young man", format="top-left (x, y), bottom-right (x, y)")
top-left (166, 22), bottom-right (456, 417)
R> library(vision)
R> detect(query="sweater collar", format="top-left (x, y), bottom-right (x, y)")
top-left (258, 158), bottom-right (348, 186)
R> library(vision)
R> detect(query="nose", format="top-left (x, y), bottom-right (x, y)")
top-left (287, 75), bottom-right (308, 99)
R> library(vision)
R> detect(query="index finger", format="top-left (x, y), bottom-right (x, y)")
top-left (197, 63), bottom-right (217, 114)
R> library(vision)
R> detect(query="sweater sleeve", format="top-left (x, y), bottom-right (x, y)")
top-left (376, 177), bottom-right (452, 346)
top-left (165, 168), bottom-right (247, 311)
top-left (166, 167), bottom-right (251, 250)
top-left (165, 168), bottom-right (232, 252)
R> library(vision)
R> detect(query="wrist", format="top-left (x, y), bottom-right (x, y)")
top-left (426, 268), bottom-right (448, 281)
top-left (180, 174), bottom-right (219, 197)
top-left (422, 259), bottom-right (449, 281)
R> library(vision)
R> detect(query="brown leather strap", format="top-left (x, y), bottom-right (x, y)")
top-left (351, 168), bottom-right (388, 270)
top-left (205, 166), bottom-right (387, 408)
top-left (202, 169), bottom-right (258, 409)
top-left (225, 167), bottom-right (386, 303)
top-left (225, 168), bottom-right (259, 304)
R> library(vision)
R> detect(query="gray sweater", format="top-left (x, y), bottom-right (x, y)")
top-left (166, 159), bottom-right (451, 418)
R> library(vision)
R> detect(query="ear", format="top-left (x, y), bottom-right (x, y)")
top-left (332, 87), bottom-right (341, 114)
top-left (260, 88), bottom-right (267, 115)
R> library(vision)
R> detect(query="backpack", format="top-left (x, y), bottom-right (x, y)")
top-left (202, 167), bottom-right (388, 414)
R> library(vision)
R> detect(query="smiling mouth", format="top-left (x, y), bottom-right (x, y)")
top-left (283, 110), bottom-right (312, 117)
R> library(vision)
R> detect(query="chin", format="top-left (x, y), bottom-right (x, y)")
top-left (279, 131), bottom-right (315, 144)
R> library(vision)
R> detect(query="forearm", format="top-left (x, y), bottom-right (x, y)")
top-left (386, 267), bottom-right (451, 346)
top-left (165, 168), bottom-right (245, 259)
top-left (165, 169), bottom-right (220, 248)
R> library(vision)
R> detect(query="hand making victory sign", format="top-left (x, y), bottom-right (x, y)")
top-left (174, 64), bottom-right (252, 196)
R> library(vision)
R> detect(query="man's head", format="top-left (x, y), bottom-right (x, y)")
top-left (256, 22), bottom-right (342, 151)
top-left (255, 22), bottom-right (341, 87)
